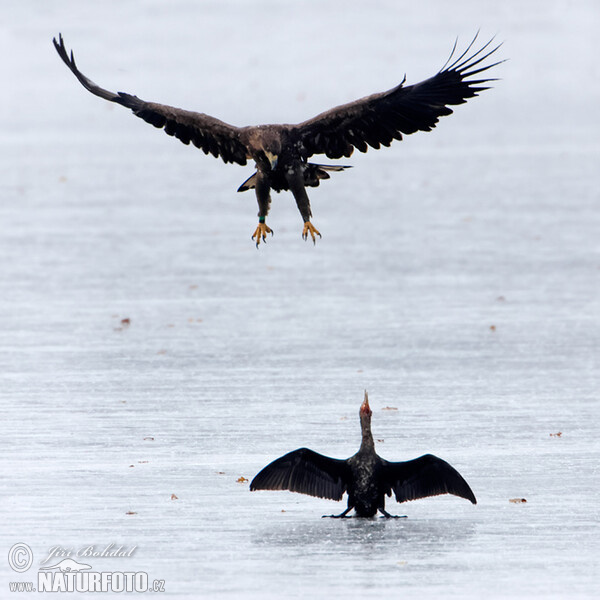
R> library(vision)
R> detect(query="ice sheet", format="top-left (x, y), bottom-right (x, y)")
top-left (1, 1), bottom-right (599, 598)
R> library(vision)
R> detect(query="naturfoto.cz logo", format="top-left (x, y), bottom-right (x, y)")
top-left (7, 543), bottom-right (165, 593)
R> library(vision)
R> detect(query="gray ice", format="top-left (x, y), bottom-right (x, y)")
top-left (1, 1), bottom-right (599, 598)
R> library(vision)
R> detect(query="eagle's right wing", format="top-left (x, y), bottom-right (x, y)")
top-left (53, 34), bottom-right (248, 165)
top-left (291, 34), bottom-right (503, 160)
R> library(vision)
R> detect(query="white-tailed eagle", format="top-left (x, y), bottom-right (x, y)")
top-left (53, 33), bottom-right (501, 247)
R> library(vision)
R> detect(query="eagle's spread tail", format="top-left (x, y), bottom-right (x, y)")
top-left (236, 173), bottom-right (257, 192)
top-left (237, 163), bottom-right (351, 193)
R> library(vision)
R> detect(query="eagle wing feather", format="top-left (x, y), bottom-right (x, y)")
top-left (53, 34), bottom-right (248, 166)
top-left (291, 34), bottom-right (503, 160)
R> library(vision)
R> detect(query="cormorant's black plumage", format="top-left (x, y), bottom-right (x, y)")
top-left (53, 33), bottom-right (502, 246)
top-left (250, 392), bottom-right (477, 518)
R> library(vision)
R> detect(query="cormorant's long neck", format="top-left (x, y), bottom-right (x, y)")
top-left (359, 412), bottom-right (375, 454)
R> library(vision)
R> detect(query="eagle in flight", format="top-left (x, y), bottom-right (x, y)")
top-left (53, 33), bottom-right (501, 247)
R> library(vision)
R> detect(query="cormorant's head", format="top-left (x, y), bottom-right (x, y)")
top-left (359, 391), bottom-right (374, 447)
top-left (360, 391), bottom-right (372, 418)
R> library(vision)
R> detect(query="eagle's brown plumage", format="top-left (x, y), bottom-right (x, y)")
top-left (53, 33), bottom-right (502, 246)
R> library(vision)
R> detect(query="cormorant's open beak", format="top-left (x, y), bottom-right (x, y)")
top-left (361, 391), bottom-right (372, 416)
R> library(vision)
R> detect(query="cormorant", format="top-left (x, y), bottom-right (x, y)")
top-left (250, 392), bottom-right (476, 517)
top-left (53, 33), bottom-right (501, 247)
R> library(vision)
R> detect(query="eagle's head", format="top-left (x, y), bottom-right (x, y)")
top-left (249, 126), bottom-right (283, 170)
top-left (263, 149), bottom-right (279, 170)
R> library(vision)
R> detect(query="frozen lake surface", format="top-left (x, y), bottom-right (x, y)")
top-left (1, 1), bottom-right (599, 598)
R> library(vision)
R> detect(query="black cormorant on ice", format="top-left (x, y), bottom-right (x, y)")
top-left (250, 392), bottom-right (476, 517)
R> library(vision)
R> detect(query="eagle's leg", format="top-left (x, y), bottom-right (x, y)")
top-left (251, 171), bottom-right (273, 248)
top-left (252, 218), bottom-right (273, 248)
top-left (286, 167), bottom-right (321, 244)
top-left (301, 221), bottom-right (321, 244)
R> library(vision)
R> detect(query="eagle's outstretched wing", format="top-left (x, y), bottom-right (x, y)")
top-left (53, 34), bottom-right (248, 165)
top-left (250, 448), bottom-right (351, 501)
top-left (292, 34), bottom-right (503, 159)
top-left (383, 454), bottom-right (477, 504)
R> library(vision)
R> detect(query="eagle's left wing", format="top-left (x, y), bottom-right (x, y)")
top-left (291, 34), bottom-right (503, 160)
top-left (53, 34), bottom-right (248, 165)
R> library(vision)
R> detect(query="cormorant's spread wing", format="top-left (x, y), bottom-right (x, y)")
top-left (384, 454), bottom-right (477, 504)
top-left (292, 34), bottom-right (503, 160)
top-left (250, 448), bottom-right (350, 501)
top-left (53, 34), bottom-right (248, 165)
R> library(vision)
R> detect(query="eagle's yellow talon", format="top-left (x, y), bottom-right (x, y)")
top-left (252, 222), bottom-right (273, 247)
top-left (302, 221), bottom-right (321, 244)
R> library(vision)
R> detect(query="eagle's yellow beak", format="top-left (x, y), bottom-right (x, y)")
top-left (264, 151), bottom-right (278, 169)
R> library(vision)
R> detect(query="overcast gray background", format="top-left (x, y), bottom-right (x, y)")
top-left (1, 1), bottom-right (599, 598)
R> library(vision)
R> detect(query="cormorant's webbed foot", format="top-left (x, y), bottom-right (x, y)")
top-left (252, 221), bottom-right (273, 248)
top-left (302, 221), bottom-right (321, 244)
top-left (322, 507), bottom-right (352, 519)
top-left (379, 508), bottom-right (407, 519)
